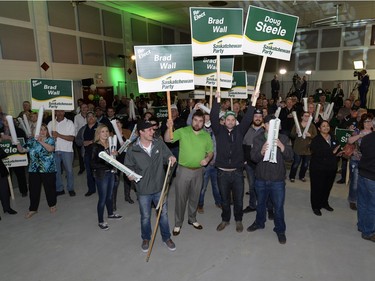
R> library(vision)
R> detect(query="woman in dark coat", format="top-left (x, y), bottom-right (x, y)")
top-left (309, 120), bottom-right (343, 216)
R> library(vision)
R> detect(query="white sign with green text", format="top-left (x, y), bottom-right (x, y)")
top-left (221, 71), bottom-right (248, 99)
top-left (31, 79), bottom-right (74, 110)
top-left (243, 6), bottom-right (299, 61)
top-left (177, 90), bottom-right (206, 100)
top-left (134, 45), bottom-right (194, 93)
top-left (194, 56), bottom-right (234, 88)
top-left (190, 7), bottom-right (243, 56)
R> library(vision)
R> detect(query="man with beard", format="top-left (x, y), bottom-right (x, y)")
top-left (164, 110), bottom-right (213, 236)
top-left (242, 109), bottom-right (265, 214)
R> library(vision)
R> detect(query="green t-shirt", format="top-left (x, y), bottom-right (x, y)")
top-left (172, 126), bottom-right (213, 168)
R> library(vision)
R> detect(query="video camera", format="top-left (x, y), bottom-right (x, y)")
top-left (353, 70), bottom-right (362, 77)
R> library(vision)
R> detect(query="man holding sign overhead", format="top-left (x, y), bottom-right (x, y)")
top-left (212, 92), bottom-right (257, 233)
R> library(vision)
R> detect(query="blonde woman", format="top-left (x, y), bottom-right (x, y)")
top-left (90, 124), bottom-right (122, 230)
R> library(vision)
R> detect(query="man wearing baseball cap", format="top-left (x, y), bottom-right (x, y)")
top-left (247, 115), bottom-right (293, 244)
top-left (125, 120), bottom-right (177, 253)
top-left (211, 92), bottom-right (258, 233)
top-left (242, 109), bottom-right (264, 214)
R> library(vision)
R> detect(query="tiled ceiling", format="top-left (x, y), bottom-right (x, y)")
top-left (97, 1), bottom-right (375, 30)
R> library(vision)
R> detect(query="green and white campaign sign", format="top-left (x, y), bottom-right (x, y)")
top-left (194, 56), bottom-right (234, 88)
top-left (134, 45), bottom-right (194, 93)
top-left (31, 79), bottom-right (74, 110)
top-left (0, 139), bottom-right (28, 168)
top-left (153, 106), bottom-right (168, 121)
top-left (178, 90), bottom-right (206, 100)
top-left (221, 71), bottom-right (247, 99)
top-left (335, 128), bottom-right (354, 147)
top-left (190, 7), bottom-right (243, 56)
top-left (247, 74), bottom-right (257, 96)
top-left (243, 6), bottom-right (299, 61)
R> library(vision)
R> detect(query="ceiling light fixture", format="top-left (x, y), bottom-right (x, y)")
top-left (208, 1), bottom-right (228, 7)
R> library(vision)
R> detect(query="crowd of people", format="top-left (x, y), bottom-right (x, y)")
top-left (0, 76), bottom-right (374, 250)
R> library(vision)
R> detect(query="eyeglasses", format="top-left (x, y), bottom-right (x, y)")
top-left (364, 120), bottom-right (373, 123)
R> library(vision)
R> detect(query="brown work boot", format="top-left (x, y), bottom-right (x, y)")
top-left (216, 221), bottom-right (229, 231)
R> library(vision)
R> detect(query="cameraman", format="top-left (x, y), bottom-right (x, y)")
top-left (357, 69), bottom-right (370, 108)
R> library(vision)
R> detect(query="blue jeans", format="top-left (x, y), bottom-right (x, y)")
top-left (199, 165), bottom-right (222, 207)
top-left (357, 175), bottom-right (375, 237)
top-left (96, 171), bottom-right (115, 223)
top-left (289, 154), bottom-right (310, 180)
top-left (84, 151), bottom-right (96, 193)
top-left (244, 164), bottom-right (257, 209)
top-left (138, 192), bottom-right (171, 242)
top-left (254, 179), bottom-right (286, 234)
top-left (349, 160), bottom-right (360, 203)
top-left (217, 168), bottom-right (244, 222)
top-left (55, 151), bottom-right (74, 192)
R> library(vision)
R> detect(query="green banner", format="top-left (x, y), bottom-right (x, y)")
top-left (221, 71), bottom-right (247, 99)
top-left (134, 45), bottom-right (194, 93)
top-left (243, 6), bottom-right (299, 61)
top-left (190, 7), bottom-right (243, 56)
top-left (193, 56), bottom-right (234, 88)
top-left (0, 139), bottom-right (28, 167)
top-left (31, 79), bottom-right (74, 110)
top-left (335, 128), bottom-right (354, 147)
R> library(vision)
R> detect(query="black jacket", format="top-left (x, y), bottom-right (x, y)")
top-left (309, 134), bottom-right (339, 172)
top-left (90, 143), bottom-right (114, 179)
top-left (210, 99), bottom-right (254, 169)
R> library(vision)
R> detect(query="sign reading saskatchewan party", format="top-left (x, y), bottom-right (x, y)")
top-left (134, 45), bottom-right (194, 93)
top-left (221, 71), bottom-right (247, 99)
top-left (0, 139), bottom-right (28, 168)
top-left (194, 56), bottom-right (234, 88)
top-left (190, 7), bottom-right (243, 56)
top-left (31, 79), bottom-right (74, 110)
top-left (243, 6), bottom-right (299, 61)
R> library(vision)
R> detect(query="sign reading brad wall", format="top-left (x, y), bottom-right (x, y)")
top-left (194, 56), bottom-right (234, 88)
top-left (221, 71), bottom-right (248, 99)
top-left (134, 45), bottom-right (194, 93)
top-left (243, 6), bottom-right (299, 61)
top-left (31, 79), bottom-right (74, 110)
top-left (190, 7), bottom-right (243, 56)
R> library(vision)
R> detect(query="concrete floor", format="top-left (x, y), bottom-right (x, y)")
top-left (1, 166), bottom-right (374, 281)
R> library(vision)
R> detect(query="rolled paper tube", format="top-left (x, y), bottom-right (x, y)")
top-left (326, 102), bottom-right (334, 120)
top-left (34, 106), bottom-right (44, 138)
top-left (198, 104), bottom-right (211, 114)
top-left (303, 98), bottom-right (308, 112)
top-left (292, 111), bottom-right (302, 137)
top-left (110, 120), bottom-right (125, 145)
top-left (314, 104), bottom-right (321, 122)
top-left (108, 136), bottom-right (113, 155)
top-left (302, 116), bottom-right (313, 139)
top-left (118, 124), bottom-right (137, 154)
top-left (17, 118), bottom-right (28, 137)
top-left (98, 151), bottom-right (142, 182)
top-left (23, 114), bottom-right (32, 136)
top-left (6, 115), bottom-right (19, 144)
top-left (275, 107), bottom-right (281, 118)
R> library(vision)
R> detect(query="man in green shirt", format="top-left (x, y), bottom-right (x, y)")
top-left (165, 110), bottom-right (213, 236)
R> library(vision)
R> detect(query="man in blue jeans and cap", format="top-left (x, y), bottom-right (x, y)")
top-left (247, 114), bottom-right (293, 244)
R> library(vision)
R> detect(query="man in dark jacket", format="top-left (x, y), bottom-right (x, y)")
top-left (247, 115), bottom-right (293, 244)
top-left (211, 92), bottom-right (257, 233)
top-left (125, 120), bottom-right (176, 253)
